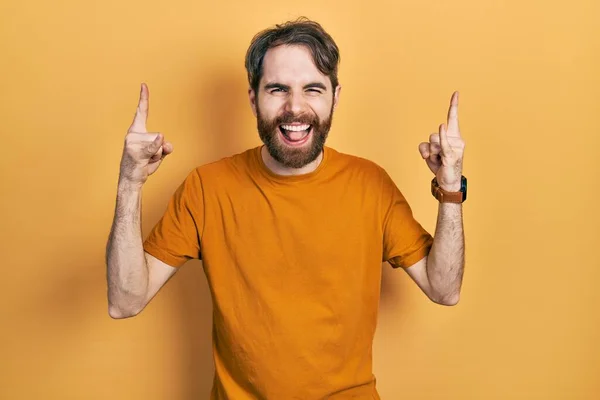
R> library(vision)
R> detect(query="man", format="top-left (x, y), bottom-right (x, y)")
top-left (106, 17), bottom-right (466, 400)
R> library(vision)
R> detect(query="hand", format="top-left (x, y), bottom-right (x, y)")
top-left (418, 91), bottom-right (465, 191)
top-left (119, 83), bottom-right (174, 186)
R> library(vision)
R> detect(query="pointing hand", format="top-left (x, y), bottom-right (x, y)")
top-left (119, 84), bottom-right (174, 186)
top-left (418, 91), bottom-right (465, 191)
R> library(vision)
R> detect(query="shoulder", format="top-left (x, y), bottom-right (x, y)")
top-left (193, 147), bottom-right (256, 179)
top-left (326, 147), bottom-right (387, 179)
top-left (176, 147), bottom-right (259, 197)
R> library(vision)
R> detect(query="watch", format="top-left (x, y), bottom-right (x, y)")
top-left (431, 176), bottom-right (467, 203)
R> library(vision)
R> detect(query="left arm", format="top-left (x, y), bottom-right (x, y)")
top-left (405, 202), bottom-right (464, 306)
top-left (427, 202), bottom-right (464, 304)
top-left (404, 91), bottom-right (466, 306)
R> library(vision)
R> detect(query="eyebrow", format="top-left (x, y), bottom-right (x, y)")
top-left (263, 82), bottom-right (328, 91)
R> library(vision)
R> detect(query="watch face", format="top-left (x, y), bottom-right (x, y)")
top-left (461, 176), bottom-right (467, 201)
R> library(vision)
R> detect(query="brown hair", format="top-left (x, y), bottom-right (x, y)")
top-left (245, 17), bottom-right (340, 94)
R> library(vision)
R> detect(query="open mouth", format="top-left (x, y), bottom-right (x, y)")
top-left (279, 124), bottom-right (312, 145)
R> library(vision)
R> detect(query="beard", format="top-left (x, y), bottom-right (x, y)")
top-left (256, 103), bottom-right (334, 169)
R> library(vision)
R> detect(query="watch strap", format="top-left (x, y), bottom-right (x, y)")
top-left (431, 177), bottom-right (465, 203)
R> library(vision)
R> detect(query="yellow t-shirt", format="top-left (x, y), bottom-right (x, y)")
top-left (143, 145), bottom-right (433, 399)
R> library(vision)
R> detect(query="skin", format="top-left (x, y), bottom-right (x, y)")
top-left (407, 92), bottom-right (466, 306)
top-left (106, 84), bottom-right (178, 318)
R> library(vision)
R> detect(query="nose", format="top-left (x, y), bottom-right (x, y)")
top-left (283, 91), bottom-right (306, 115)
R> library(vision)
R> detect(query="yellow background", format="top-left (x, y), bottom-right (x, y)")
top-left (1, 0), bottom-right (598, 398)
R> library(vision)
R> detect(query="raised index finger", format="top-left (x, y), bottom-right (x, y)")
top-left (129, 83), bottom-right (149, 133)
top-left (446, 91), bottom-right (460, 137)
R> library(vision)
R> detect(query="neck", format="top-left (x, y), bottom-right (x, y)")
top-left (260, 146), bottom-right (323, 176)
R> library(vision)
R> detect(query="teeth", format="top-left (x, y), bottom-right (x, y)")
top-left (281, 124), bottom-right (310, 131)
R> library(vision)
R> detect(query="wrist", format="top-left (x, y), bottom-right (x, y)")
top-left (440, 183), bottom-right (461, 192)
top-left (431, 176), bottom-right (467, 203)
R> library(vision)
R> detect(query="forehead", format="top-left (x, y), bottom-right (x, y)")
top-left (260, 45), bottom-right (331, 89)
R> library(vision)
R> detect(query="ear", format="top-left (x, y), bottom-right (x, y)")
top-left (248, 87), bottom-right (258, 117)
top-left (333, 84), bottom-right (342, 110)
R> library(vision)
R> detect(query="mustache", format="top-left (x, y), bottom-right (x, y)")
top-left (274, 111), bottom-right (318, 126)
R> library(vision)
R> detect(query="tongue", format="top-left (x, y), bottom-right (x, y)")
top-left (285, 129), bottom-right (309, 141)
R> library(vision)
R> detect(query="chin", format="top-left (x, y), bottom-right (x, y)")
top-left (266, 133), bottom-right (319, 169)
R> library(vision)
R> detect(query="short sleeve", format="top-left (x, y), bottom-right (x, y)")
top-left (143, 169), bottom-right (204, 267)
top-left (380, 168), bottom-right (433, 268)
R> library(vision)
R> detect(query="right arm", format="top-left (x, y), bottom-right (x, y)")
top-left (106, 83), bottom-right (176, 319)
top-left (106, 183), bottom-right (177, 318)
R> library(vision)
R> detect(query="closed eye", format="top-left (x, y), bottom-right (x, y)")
top-left (264, 82), bottom-right (327, 94)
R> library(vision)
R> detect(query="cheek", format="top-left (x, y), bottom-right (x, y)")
top-left (258, 98), bottom-right (283, 119)
top-left (313, 99), bottom-right (333, 118)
